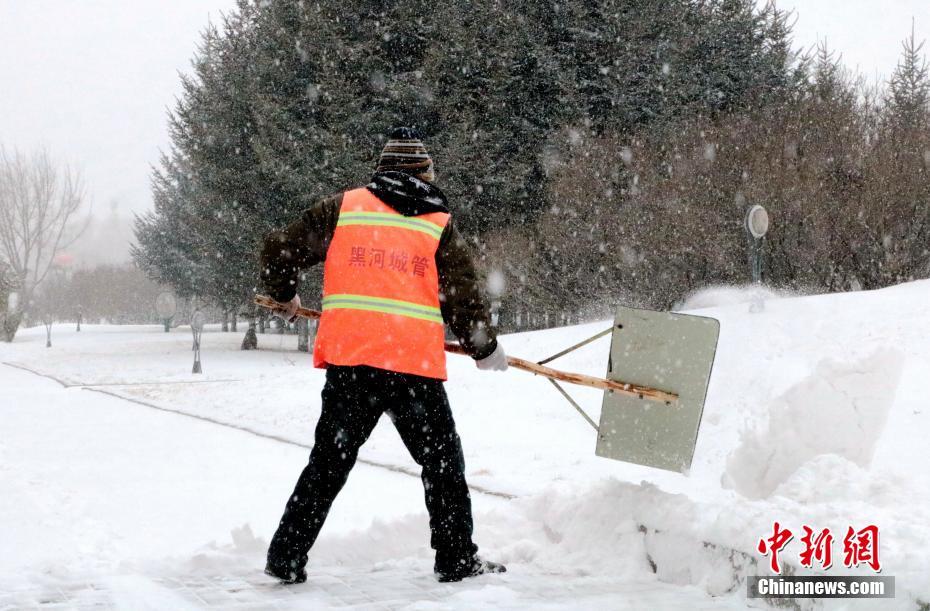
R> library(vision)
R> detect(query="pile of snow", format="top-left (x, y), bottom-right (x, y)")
top-left (675, 283), bottom-right (796, 311)
top-left (724, 348), bottom-right (904, 499)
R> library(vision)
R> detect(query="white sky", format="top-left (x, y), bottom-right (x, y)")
top-left (0, 0), bottom-right (927, 226)
top-left (0, 0), bottom-right (236, 220)
top-left (773, 0), bottom-right (929, 85)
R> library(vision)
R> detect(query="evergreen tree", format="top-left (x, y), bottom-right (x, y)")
top-left (134, 0), bottom-right (807, 328)
top-left (136, 7), bottom-right (269, 331)
top-left (886, 23), bottom-right (930, 131)
top-left (133, 152), bottom-right (211, 300)
top-left (864, 25), bottom-right (930, 286)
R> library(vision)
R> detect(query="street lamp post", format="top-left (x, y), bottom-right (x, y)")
top-left (191, 310), bottom-right (205, 374)
top-left (745, 204), bottom-right (770, 313)
top-left (44, 262), bottom-right (68, 348)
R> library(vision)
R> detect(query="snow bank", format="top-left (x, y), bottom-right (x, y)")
top-left (724, 348), bottom-right (904, 500)
top-left (675, 284), bottom-right (795, 311)
top-left (162, 480), bottom-right (748, 607)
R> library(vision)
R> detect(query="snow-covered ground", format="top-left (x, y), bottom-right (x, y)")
top-left (3, 281), bottom-right (930, 609)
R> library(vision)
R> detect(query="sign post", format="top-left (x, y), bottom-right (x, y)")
top-left (745, 204), bottom-right (769, 281)
top-left (745, 205), bottom-right (770, 313)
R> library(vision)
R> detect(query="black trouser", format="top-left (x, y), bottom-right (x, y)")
top-left (267, 365), bottom-right (478, 574)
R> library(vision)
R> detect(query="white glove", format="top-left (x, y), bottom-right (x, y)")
top-left (476, 343), bottom-right (508, 371)
top-left (272, 295), bottom-right (301, 323)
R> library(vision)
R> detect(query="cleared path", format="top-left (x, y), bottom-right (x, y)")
top-left (0, 363), bottom-right (753, 610)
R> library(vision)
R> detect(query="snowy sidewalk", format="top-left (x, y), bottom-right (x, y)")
top-left (0, 362), bottom-right (751, 609)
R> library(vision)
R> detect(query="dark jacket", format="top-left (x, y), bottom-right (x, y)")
top-left (260, 171), bottom-right (497, 360)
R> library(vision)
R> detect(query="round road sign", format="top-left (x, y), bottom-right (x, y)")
top-left (746, 205), bottom-right (770, 239)
top-left (191, 310), bottom-right (206, 333)
top-left (155, 291), bottom-right (178, 319)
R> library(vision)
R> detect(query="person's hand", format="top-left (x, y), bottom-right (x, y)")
top-left (272, 295), bottom-right (301, 323)
top-left (476, 343), bottom-right (508, 371)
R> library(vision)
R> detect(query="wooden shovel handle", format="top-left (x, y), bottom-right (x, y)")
top-left (253, 295), bottom-right (678, 404)
top-left (255, 294), bottom-right (323, 322)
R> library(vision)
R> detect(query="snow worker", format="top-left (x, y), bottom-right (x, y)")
top-left (260, 127), bottom-right (508, 584)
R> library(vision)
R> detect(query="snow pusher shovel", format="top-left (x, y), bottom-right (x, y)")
top-left (254, 296), bottom-right (718, 473)
top-left (596, 307), bottom-right (719, 473)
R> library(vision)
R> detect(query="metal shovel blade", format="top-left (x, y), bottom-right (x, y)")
top-left (595, 306), bottom-right (720, 473)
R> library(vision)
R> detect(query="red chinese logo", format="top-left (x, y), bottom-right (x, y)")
top-left (799, 526), bottom-right (833, 570)
top-left (757, 522), bottom-right (881, 574)
top-left (757, 522), bottom-right (794, 574)
top-left (843, 525), bottom-right (881, 572)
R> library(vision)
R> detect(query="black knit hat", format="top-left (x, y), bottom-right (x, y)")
top-left (376, 127), bottom-right (433, 175)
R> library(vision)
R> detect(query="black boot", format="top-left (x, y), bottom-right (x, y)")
top-left (436, 556), bottom-right (507, 583)
top-left (264, 559), bottom-right (307, 584)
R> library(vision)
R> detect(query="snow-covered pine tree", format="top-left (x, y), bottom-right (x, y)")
top-left (136, 6), bottom-right (270, 345)
top-left (136, 0), bottom-right (813, 330)
top-left (886, 23), bottom-right (930, 132)
top-left (866, 24), bottom-right (930, 285)
top-left (133, 152), bottom-right (211, 301)
top-left (493, 0), bottom-right (804, 315)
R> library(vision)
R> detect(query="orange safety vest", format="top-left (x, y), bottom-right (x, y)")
top-left (313, 187), bottom-right (451, 380)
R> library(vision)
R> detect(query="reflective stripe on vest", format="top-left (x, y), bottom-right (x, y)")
top-left (313, 187), bottom-right (451, 380)
top-left (321, 294), bottom-right (443, 324)
top-left (336, 212), bottom-right (445, 240)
